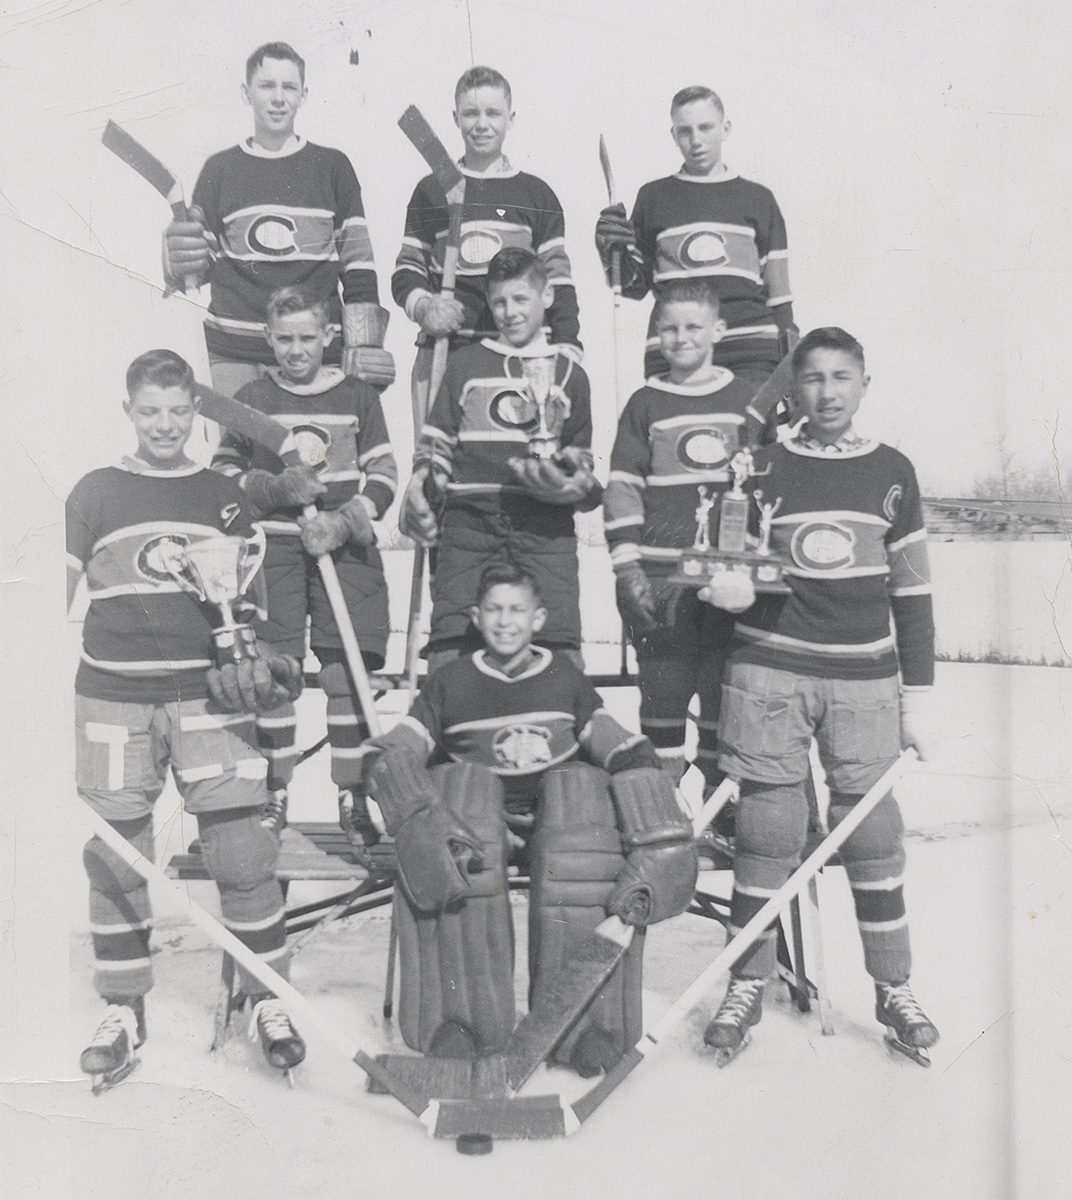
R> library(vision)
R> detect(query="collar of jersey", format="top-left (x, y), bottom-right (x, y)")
top-left (645, 367), bottom-right (737, 395)
top-left (241, 135), bottom-right (306, 159)
top-left (786, 427), bottom-right (876, 458)
top-left (267, 366), bottom-right (345, 395)
top-left (472, 645), bottom-right (552, 681)
top-left (120, 455), bottom-right (204, 478)
top-left (673, 166), bottom-right (740, 184)
top-left (459, 154), bottom-right (516, 179)
top-left (480, 333), bottom-right (553, 358)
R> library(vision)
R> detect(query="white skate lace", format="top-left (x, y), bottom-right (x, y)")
top-left (879, 982), bottom-right (928, 1027)
top-left (248, 998), bottom-right (296, 1045)
top-left (89, 1004), bottom-right (137, 1050)
top-left (261, 790), bottom-right (288, 835)
top-left (714, 979), bottom-right (764, 1025)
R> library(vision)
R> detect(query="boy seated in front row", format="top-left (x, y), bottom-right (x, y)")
top-left (401, 247), bottom-right (600, 673)
top-left (699, 326), bottom-right (940, 1065)
top-left (212, 286), bottom-right (397, 832)
top-left (67, 350), bottom-right (307, 1088)
top-left (356, 562), bottom-right (697, 1075)
top-left (605, 279), bottom-right (764, 791)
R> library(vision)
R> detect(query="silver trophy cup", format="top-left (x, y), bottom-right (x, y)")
top-left (520, 355), bottom-right (568, 459)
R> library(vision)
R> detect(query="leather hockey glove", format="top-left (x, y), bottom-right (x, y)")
top-left (414, 293), bottom-right (467, 338)
top-left (341, 303), bottom-right (396, 388)
top-left (698, 571), bottom-right (757, 614)
top-left (607, 767), bottom-right (698, 926)
top-left (162, 205), bottom-right (218, 289)
top-left (595, 202), bottom-right (636, 260)
top-left (206, 654), bottom-right (304, 714)
top-left (244, 465), bottom-right (326, 518)
top-left (399, 465), bottom-right (443, 547)
top-left (365, 749), bottom-right (485, 913)
top-left (298, 496), bottom-right (375, 556)
top-left (614, 562), bottom-right (660, 639)
top-left (507, 446), bottom-right (601, 508)
top-left (900, 689), bottom-right (939, 761)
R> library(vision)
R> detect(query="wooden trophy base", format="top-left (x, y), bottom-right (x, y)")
top-left (668, 548), bottom-right (789, 594)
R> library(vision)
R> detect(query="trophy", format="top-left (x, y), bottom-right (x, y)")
top-left (520, 355), bottom-right (568, 459)
top-left (668, 449), bottom-right (789, 593)
top-left (165, 530), bottom-right (267, 664)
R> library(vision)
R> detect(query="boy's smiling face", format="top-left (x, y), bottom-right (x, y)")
top-left (470, 581), bottom-right (547, 661)
top-left (265, 309), bottom-right (332, 385)
top-left (243, 56), bottom-right (306, 145)
top-left (794, 347), bottom-right (870, 444)
top-left (487, 273), bottom-right (553, 348)
top-left (124, 384), bottom-right (198, 468)
top-left (655, 299), bottom-right (726, 379)
top-left (454, 85), bottom-right (514, 167)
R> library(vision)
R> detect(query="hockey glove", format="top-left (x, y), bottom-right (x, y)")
top-left (414, 293), bottom-right (467, 339)
top-left (595, 203), bottom-right (636, 254)
top-left (399, 465), bottom-right (443, 547)
top-left (244, 465), bottom-right (326, 518)
top-left (162, 205), bottom-right (218, 289)
top-left (365, 749), bottom-right (485, 913)
top-left (342, 303), bottom-right (396, 388)
top-left (206, 654), bottom-right (304, 714)
top-left (698, 571), bottom-right (757, 614)
top-left (507, 447), bottom-right (601, 508)
top-left (298, 496), bottom-right (375, 556)
top-left (615, 562), bottom-right (660, 639)
top-left (606, 767), bottom-right (698, 926)
top-left (900, 689), bottom-right (939, 761)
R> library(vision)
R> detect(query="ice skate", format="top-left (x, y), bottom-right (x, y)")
top-left (338, 787), bottom-right (379, 867)
top-left (249, 997), bottom-right (306, 1082)
top-left (80, 997), bottom-right (146, 1093)
top-left (875, 981), bottom-right (939, 1067)
top-left (702, 977), bottom-right (764, 1066)
top-left (260, 788), bottom-right (288, 836)
top-left (695, 799), bottom-right (737, 868)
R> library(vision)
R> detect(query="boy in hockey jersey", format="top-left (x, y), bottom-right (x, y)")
top-left (212, 286), bottom-right (397, 832)
top-left (162, 42), bottom-right (394, 398)
top-left (392, 65), bottom-right (582, 419)
top-left (401, 247), bottom-right (600, 670)
top-left (700, 327), bottom-right (940, 1065)
top-left (357, 562), bottom-right (697, 1075)
top-left (595, 86), bottom-right (794, 383)
top-left (68, 350), bottom-right (307, 1089)
top-left (605, 280), bottom-right (760, 788)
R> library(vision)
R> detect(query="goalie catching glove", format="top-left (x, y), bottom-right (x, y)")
top-left (341, 303), bottom-right (395, 388)
top-left (607, 767), bottom-right (698, 926)
top-left (207, 654), bottom-right (304, 714)
top-left (507, 446), bottom-right (602, 510)
top-left (298, 496), bottom-right (375, 556)
top-left (244, 465), bottom-right (326, 519)
top-left (365, 749), bottom-right (486, 913)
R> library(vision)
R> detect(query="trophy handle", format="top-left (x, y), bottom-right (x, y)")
top-left (238, 526), bottom-right (267, 596)
top-left (162, 544), bottom-right (206, 602)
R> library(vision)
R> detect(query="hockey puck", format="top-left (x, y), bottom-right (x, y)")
top-left (456, 1133), bottom-right (493, 1156)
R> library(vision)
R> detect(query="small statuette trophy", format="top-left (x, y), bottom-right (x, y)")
top-left (669, 448), bottom-right (788, 592)
top-left (521, 354), bottom-right (567, 460)
top-left (166, 530), bottom-right (267, 664)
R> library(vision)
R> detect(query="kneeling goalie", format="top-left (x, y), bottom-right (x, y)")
top-left (358, 562), bottom-right (698, 1076)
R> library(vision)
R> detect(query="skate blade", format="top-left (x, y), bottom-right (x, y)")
top-left (89, 1054), bottom-right (140, 1093)
top-left (284, 1067), bottom-right (297, 1088)
top-left (709, 1032), bottom-right (752, 1068)
top-left (884, 1033), bottom-right (931, 1067)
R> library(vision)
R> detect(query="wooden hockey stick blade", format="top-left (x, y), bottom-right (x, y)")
top-left (503, 777), bottom-right (738, 1092)
top-left (194, 383), bottom-right (301, 462)
top-left (569, 751), bottom-right (917, 1127)
top-left (746, 331), bottom-right (800, 434)
top-left (84, 805), bottom-right (429, 1119)
top-left (398, 106), bottom-right (465, 200)
top-left (598, 133), bottom-right (617, 206)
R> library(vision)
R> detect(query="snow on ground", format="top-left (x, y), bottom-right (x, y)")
top-left (4, 662), bottom-right (1065, 1200)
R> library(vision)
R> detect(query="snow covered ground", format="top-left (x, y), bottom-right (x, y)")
top-left (5, 661), bottom-right (1066, 1200)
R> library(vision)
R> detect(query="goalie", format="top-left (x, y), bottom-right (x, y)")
top-left (357, 562), bottom-right (698, 1078)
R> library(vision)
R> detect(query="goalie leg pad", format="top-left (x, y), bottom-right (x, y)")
top-left (528, 763), bottom-right (644, 1070)
top-left (394, 763), bottom-right (515, 1055)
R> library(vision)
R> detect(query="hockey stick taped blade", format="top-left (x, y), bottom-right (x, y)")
top-left (195, 383), bottom-right (299, 461)
top-left (102, 120), bottom-right (183, 206)
top-left (432, 1096), bottom-right (570, 1141)
top-left (398, 106), bottom-right (465, 194)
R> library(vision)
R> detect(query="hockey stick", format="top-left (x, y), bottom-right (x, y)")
top-left (599, 134), bottom-right (633, 678)
top-left (102, 120), bottom-right (198, 296)
top-left (83, 804), bottom-right (428, 1116)
top-left (568, 749), bottom-right (916, 1126)
top-left (398, 107), bottom-right (466, 700)
top-left (501, 775), bottom-right (738, 1093)
top-left (194, 382), bottom-right (382, 738)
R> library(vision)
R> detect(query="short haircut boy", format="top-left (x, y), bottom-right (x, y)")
top-left (455, 65), bottom-right (512, 107)
top-left (475, 560), bottom-right (543, 606)
top-left (651, 278), bottom-right (722, 319)
top-left (246, 41), bottom-right (305, 84)
top-left (671, 85), bottom-right (724, 115)
top-left (791, 325), bottom-right (866, 375)
top-left (125, 348), bottom-right (195, 397)
top-left (265, 285), bottom-right (332, 326)
top-left (485, 246), bottom-right (549, 291)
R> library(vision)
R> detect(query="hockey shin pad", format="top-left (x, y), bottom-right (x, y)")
top-left (528, 764), bottom-right (644, 1072)
top-left (84, 815), bottom-right (155, 999)
top-left (393, 763), bottom-right (515, 1056)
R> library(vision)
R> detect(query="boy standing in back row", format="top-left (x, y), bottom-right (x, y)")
top-left (596, 86), bottom-right (795, 384)
top-left (163, 42), bottom-right (394, 399)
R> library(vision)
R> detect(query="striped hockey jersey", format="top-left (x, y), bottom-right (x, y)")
top-left (212, 368), bottom-right (397, 536)
top-left (604, 371), bottom-right (760, 572)
top-left (191, 138), bottom-right (381, 365)
top-left (367, 647), bottom-right (650, 809)
top-left (66, 461), bottom-right (264, 703)
top-left (392, 162), bottom-right (581, 353)
top-left (730, 439), bottom-right (935, 686)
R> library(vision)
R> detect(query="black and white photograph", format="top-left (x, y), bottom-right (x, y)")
top-left (2, 2), bottom-right (1069, 1197)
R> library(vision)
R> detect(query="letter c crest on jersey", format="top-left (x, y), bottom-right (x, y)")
top-left (676, 427), bottom-right (731, 472)
top-left (247, 213), bottom-right (298, 257)
top-left (492, 724), bottom-right (553, 770)
top-left (790, 520), bottom-right (857, 571)
top-left (883, 484), bottom-right (903, 522)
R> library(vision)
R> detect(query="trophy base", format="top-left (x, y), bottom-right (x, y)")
top-left (668, 549), bottom-right (789, 594)
top-left (211, 623), bottom-right (259, 666)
